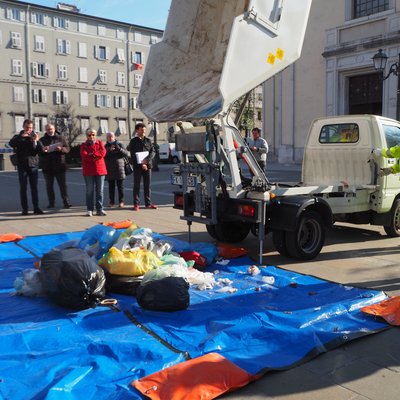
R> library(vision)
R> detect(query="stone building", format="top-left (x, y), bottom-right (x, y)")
top-left (263, 0), bottom-right (400, 163)
top-left (0, 0), bottom-right (163, 169)
top-left (2, 0), bottom-right (399, 169)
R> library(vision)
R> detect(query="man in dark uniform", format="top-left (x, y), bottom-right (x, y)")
top-left (127, 122), bottom-right (157, 210)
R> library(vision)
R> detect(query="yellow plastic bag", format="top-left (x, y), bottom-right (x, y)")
top-left (99, 247), bottom-right (161, 276)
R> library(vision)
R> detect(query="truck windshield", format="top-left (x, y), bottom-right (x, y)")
top-left (382, 124), bottom-right (400, 148)
top-left (319, 123), bottom-right (359, 144)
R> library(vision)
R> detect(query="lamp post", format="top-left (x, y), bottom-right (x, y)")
top-left (372, 49), bottom-right (400, 121)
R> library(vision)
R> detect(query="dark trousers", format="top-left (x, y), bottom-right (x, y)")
top-left (17, 166), bottom-right (39, 211)
top-left (43, 171), bottom-right (69, 206)
top-left (108, 179), bottom-right (124, 204)
top-left (133, 167), bottom-right (151, 206)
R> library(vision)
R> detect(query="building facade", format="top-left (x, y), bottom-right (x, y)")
top-left (2, 1), bottom-right (399, 168)
top-left (0, 0), bottom-right (163, 158)
top-left (263, 0), bottom-right (400, 163)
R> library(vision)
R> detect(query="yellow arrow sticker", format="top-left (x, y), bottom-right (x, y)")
top-left (276, 48), bottom-right (284, 60)
top-left (267, 53), bottom-right (276, 65)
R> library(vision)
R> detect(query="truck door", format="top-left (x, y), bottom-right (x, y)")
top-left (381, 124), bottom-right (400, 193)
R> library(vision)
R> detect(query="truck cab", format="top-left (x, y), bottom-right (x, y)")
top-left (301, 115), bottom-right (400, 219)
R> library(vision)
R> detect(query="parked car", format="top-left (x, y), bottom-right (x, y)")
top-left (158, 142), bottom-right (181, 164)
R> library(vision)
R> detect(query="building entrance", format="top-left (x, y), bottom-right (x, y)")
top-left (348, 73), bottom-right (382, 115)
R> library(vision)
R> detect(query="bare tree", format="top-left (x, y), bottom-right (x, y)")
top-left (50, 103), bottom-right (81, 146)
top-left (231, 88), bottom-right (262, 137)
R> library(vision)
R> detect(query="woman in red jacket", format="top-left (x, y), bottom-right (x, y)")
top-left (80, 129), bottom-right (107, 216)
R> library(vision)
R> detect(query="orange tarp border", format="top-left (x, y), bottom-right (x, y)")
top-left (362, 296), bottom-right (400, 326)
top-left (132, 352), bottom-right (253, 400)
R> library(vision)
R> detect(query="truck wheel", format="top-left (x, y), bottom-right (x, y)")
top-left (285, 210), bottom-right (325, 260)
top-left (172, 156), bottom-right (180, 164)
top-left (384, 199), bottom-right (400, 237)
top-left (206, 224), bottom-right (218, 239)
top-left (272, 230), bottom-right (289, 256)
top-left (214, 221), bottom-right (250, 243)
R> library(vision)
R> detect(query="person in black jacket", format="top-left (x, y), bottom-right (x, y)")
top-left (8, 119), bottom-right (44, 215)
top-left (39, 123), bottom-right (71, 209)
top-left (127, 122), bottom-right (157, 210)
top-left (105, 131), bottom-right (129, 208)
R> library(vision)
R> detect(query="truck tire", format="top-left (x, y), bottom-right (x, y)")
top-left (214, 221), bottom-right (250, 243)
top-left (285, 210), bottom-right (325, 260)
top-left (172, 156), bottom-right (180, 164)
top-left (272, 230), bottom-right (289, 256)
top-left (384, 199), bottom-right (400, 237)
top-left (206, 224), bottom-right (218, 239)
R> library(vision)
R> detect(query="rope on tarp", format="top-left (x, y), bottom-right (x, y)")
top-left (124, 310), bottom-right (192, 361)
top-left (15, 242), bottom-right (40, 259)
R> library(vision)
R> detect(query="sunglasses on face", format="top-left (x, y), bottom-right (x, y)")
top-left (87, 134), bottom-right (96, 137)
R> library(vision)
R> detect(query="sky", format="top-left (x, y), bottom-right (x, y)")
top-left (21, 0), bottom-right (171, 30)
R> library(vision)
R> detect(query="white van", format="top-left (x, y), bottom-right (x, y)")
top-left (158, 142), bottom-right (181, 164)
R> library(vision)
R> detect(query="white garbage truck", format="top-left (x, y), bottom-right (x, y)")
top-left (138, 0), bottom-right (400, 261)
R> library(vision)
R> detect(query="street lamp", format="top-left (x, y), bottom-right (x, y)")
top-left (372, 49), bottom-right (400, 121)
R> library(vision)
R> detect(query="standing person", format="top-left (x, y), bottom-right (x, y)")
top-left (127, 122), bottom-right (157, 211)
top-left (104, 131), bottom-right (129, 208)
top-left (9, 119), bottom-right (44, 215)
top-left (249, 127), bottom-right (269, 172)
top-left (39, 123), bottom-right (71, 209)
top-left (80, 129), bottom-right (107, 217)
top-left (373, 143), bottom-right (400, 176)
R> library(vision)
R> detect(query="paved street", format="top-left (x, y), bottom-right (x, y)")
top-left (0, 163), bottom-right (399, 400)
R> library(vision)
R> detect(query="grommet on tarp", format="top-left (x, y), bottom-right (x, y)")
top-left (144, 385), bottom-right (158, 395)
top-left (99, 298), bottom-right (118, 306)
top-left (99, 298), bottom-right (119, 311)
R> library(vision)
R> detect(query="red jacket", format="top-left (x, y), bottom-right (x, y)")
top-left (80, 140), bottom-right (107, 176)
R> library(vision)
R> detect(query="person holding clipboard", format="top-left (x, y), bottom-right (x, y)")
top-left (127, 122), bottom-right (157, 211)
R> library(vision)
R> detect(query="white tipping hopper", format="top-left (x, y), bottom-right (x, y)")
top-left (139, 0), bottom-right (312, 122)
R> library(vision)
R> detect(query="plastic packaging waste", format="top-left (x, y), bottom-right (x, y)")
top-left (14, 268), bottom-right (45, 296)
top-left (79, 225), bottom-right (117, 259)
top-left (152, 241), bottom-right (172, 258)
top-left (248, 265), bottom-right (261, 276)
top-left (116, 223), bottom-right (139, 240)
top-left (98, 247), bottom-right (161, 276)
top-left (160, 254), bottom-right (191, 269)
top-left (141, 263), bottom-right (189, 286)
top-left (215, 286), bottom-right (238, 294)
top-left (186, 268), bottom-right (216, 290)
top-left (262, 276), bottom-right (275, 285)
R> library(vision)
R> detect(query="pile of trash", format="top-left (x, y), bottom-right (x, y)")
top-left (13, 222), bottom-right (226, 312)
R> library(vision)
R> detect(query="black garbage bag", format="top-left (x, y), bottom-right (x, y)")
top-left (40, 247), bottom-right (106, 310)
top-left (136, 276), bottom-right (190, 311)
top-left (105, 272), bottom-right (143, 296)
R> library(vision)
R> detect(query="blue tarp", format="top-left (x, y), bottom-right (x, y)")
top-left (0, 232), bottom-right (389, 399)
